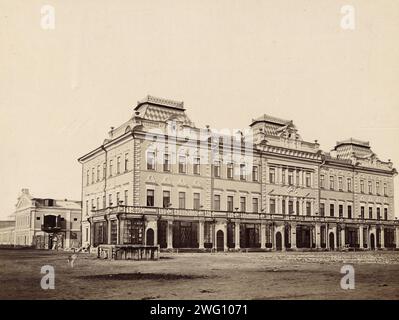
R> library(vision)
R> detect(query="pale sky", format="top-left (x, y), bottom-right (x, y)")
top-left (1, 0), bottom-right (399, 219)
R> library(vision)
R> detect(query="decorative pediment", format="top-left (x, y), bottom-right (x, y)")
top-left (145, 175), bottom-right (158, 186)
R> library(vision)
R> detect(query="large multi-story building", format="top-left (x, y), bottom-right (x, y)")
top-left (12, 189), bottom-right (82, 249)
top-left (78, 95), bottom-right (399, 251)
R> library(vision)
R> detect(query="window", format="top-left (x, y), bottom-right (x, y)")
top-left (288, 170), bottom-right (294, 186)
top-left (282, 199), bottom-right (286, 214)
top-left (338, 177), bottom-right (343, 191)
top-left (124, 190), bottom-right (128, 206)
top-left (305, 172), bottom-right (311, 187)
top-left (146, 189), bottom-right (154, 207)
top-left (347, 178), bottom-right (352, 192)
top-left (193, 157), bottom-right (200, 175)
top-left (384, 183), bottom-right (387, 196)
top-left (360, 206), bottom-right (365, 219)
top-left (147, 152), bottom-right (155, 170)
top-left (102, 196), bottom-right (106, 209)
top-left (329, 176), bottom-right (334, 190)
top-left (306, 202), bottom-right (311, 216)
top-left (270, 198), bottom-right (276, 214)
top-left (339, 204), bottom-right (343, 218)
top-left (289, 200), bottom-right (294, 214)
top-left (86, 170), bottom-right (90, 186)
top-left (36, 216), bottom-right (40, 220)
top-left (96, 197), bottom-right (99, 210)
top-left (252, 166), bottom-right (258, 182)
top-left (193, 193), bottom-right (200, 210)
top-left (240, 164), bottom-right (246, 180)
top-left (178, 192), bottom-right (186, 209)
top-left (103, 163), bottom-right (106, 180)
top-left (97, 165), bottom-right (100, 182)
top-left (360, 180), bottom-right (365, 193)
top-left (320, 203), bottom-right (325, 217)
top-left (124, 153), bottom-right (129, 172)
top-left (296, 171), bottom-right (300, 186)
top-left (384, 208), bottom-right (388, 220)
top-left (227, 196), bottom-right (234, 211)
top-left (368, 207), bottom-right (373, 219)
top-left (86, 200), bottom-right (89, 215)
top-left (85, 228), bottom-right (89, 242)
top-left (117, 156), bottom-right (121, 174)
top-left (376, 181), bottom-right (380, 195)
top-left (214, 195), bottom-right (221, 211)
top-left (179, 156), bottom-right (186, 173)
top-left (109, 160), bottom-right (113, 176)
top-left (240, 197), bottom-right (246, 212)
top-left (269, 168), bottom-right (276, 183)
top-left (227, 163), bottom-right (233, 179)
top-left (320, 175), bottom-right (325, 188)
top-left (92, 168), bottom-right (95, 183)
top-left (330, 204), bottom-right (335, 217)
top-left (214, 161), bottom-right (221, 178)
top-left (348, 205), bottom-right (352, 219)
top-left (163, 154), bottom-right (170, 172)
top-left (108, 194), bottom-right (112, 207)
top-left (377, 207), bottom-right (381, 220)
top-left (282, 170), bottom-right (286, 185)
top-left (163, 191), bottom-right (171, 208)
top-left (252, 198), bottom-right (259, 213)
top-left (116, 192), bottom-right (120, 205)
top-left (368, 181), bottom-right (372, 194)
top-left (296, 200), bottom-right (300, 215)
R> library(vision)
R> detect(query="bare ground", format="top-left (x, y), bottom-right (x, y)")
top-left (0, 249), bottom-right (398, 300)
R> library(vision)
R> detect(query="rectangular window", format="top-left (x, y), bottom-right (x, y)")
top-left (86, 200), bottom-right (89, 216)
top-left (360, 206), bottom-right (365, 219)
top-left (339, 204), bottom-right (343, 217)
top-left (347, 178), bottom-right (352, 192)
top-left (96, 197), bottom-right (99, 210)
top-left (376, 181), bottom-right (380, 195)
top-left (162, 154), bottom-right (170, 172)
top-left (360, 180), bottom-right (365, 193)
top-left (384, 183), bottom-right (387, 196)
top-left (240, 197), bottom-right (246, 212)
top-left (179, 156), bottom-right (186, 173)
top-left (252, 166), bottom-right (258, 182)
top-left (368, 181), bottom-right (372, 194)
top-left (146, 189), bottom-right (154, 207)
top-left (269, 168), bottom-right (276, 184)
top-left (86, 170), bottom-right (90, 186)
top-left (252, 198), bottom-right (258, 213)
top-left (102, 196), bottom-right (106, 209)
top-left (178, 192), bottom-right (186, 209)
top-left (347, 205), bottom-right (352, 219)
top-left (288, 170), bottom-right (294, 186)
top-left (117, 156), bottom-right (121, 174)
top-left (193, 157), bottom-right (200, 175)
top-left (320, 175), bottom-right (325, 188)
top-left (282, 170), bottom-right (286, 185)
top-left (377, 207), bottom-right (381, 220)
top-left (240, 164), bottom-right (246, 180)
top-left (116, 192), bottom-right (120, 205)
top-left (108, 194), bottom-right (112, 207)
top-left (282, 199), bottom-right (286, 214)
top-left (97, 165), bottom-right (100, 182)
top-left (124, 190), bottom-right (128, 206)
top-left (305, 172), bottom-right (311, 187)
top-left (109, 160), bottom-right (113, 176)
top-left (330, 204), bottom-right (335, 217)
top-left (214, 161), bottom-right (221, 178)
top-left (384, 208), bottom-right (388, 220)
top-left (306, 202), bottom-right (311, 216)
top-left (103, 163), bottom-right (106, 180)
top-left (214, 194), bottom-right (221, 211)
top-left (227, 196), bottom-right (234, 212)
top-left (163, 191), bottom-right (171, 208)
top-left (320, 203), bottom-right (325, 217)
top-left (338, 177), bottom-right (343, 191)
top-left (124, 153), bottom-right (129, 172)
top-left (147, 152), bottom-right (155, 170)
top-left (92, 168), bottom-right (95, 184)
top-left (369, 207), bottom-right (373, 219)
top-left (288, 200), bottom-right (293, 214)
top-left (227, 163), bottom-right (233, 179)
top-left (296, 171), bottom-right (300, 186)
top-left (270, 198), bottom-right (276, 214)
top-left (193, 193), bottom-right (200, 210)
top-left (329, 176), bottom-right (334, 190)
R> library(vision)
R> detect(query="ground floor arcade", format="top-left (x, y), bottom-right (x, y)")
top-left (88, 211), bottom-right (399, 251)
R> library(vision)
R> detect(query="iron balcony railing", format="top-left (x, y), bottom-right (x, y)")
top-left (91, 205), bottom-right (399, 226)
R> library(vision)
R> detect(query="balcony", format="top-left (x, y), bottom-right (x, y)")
top-left (91, 205), bottom-right (399, 226)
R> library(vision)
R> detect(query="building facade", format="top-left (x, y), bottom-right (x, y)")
top-left (12, 189), bottom-right (82, 249)
top-left (0, 220), bottom-right (15, 245)
top-left (78, 95), bottom-right (399, 251)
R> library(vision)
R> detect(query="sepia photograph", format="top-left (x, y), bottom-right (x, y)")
top-left (0, 0), bottom-right (398, 311)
